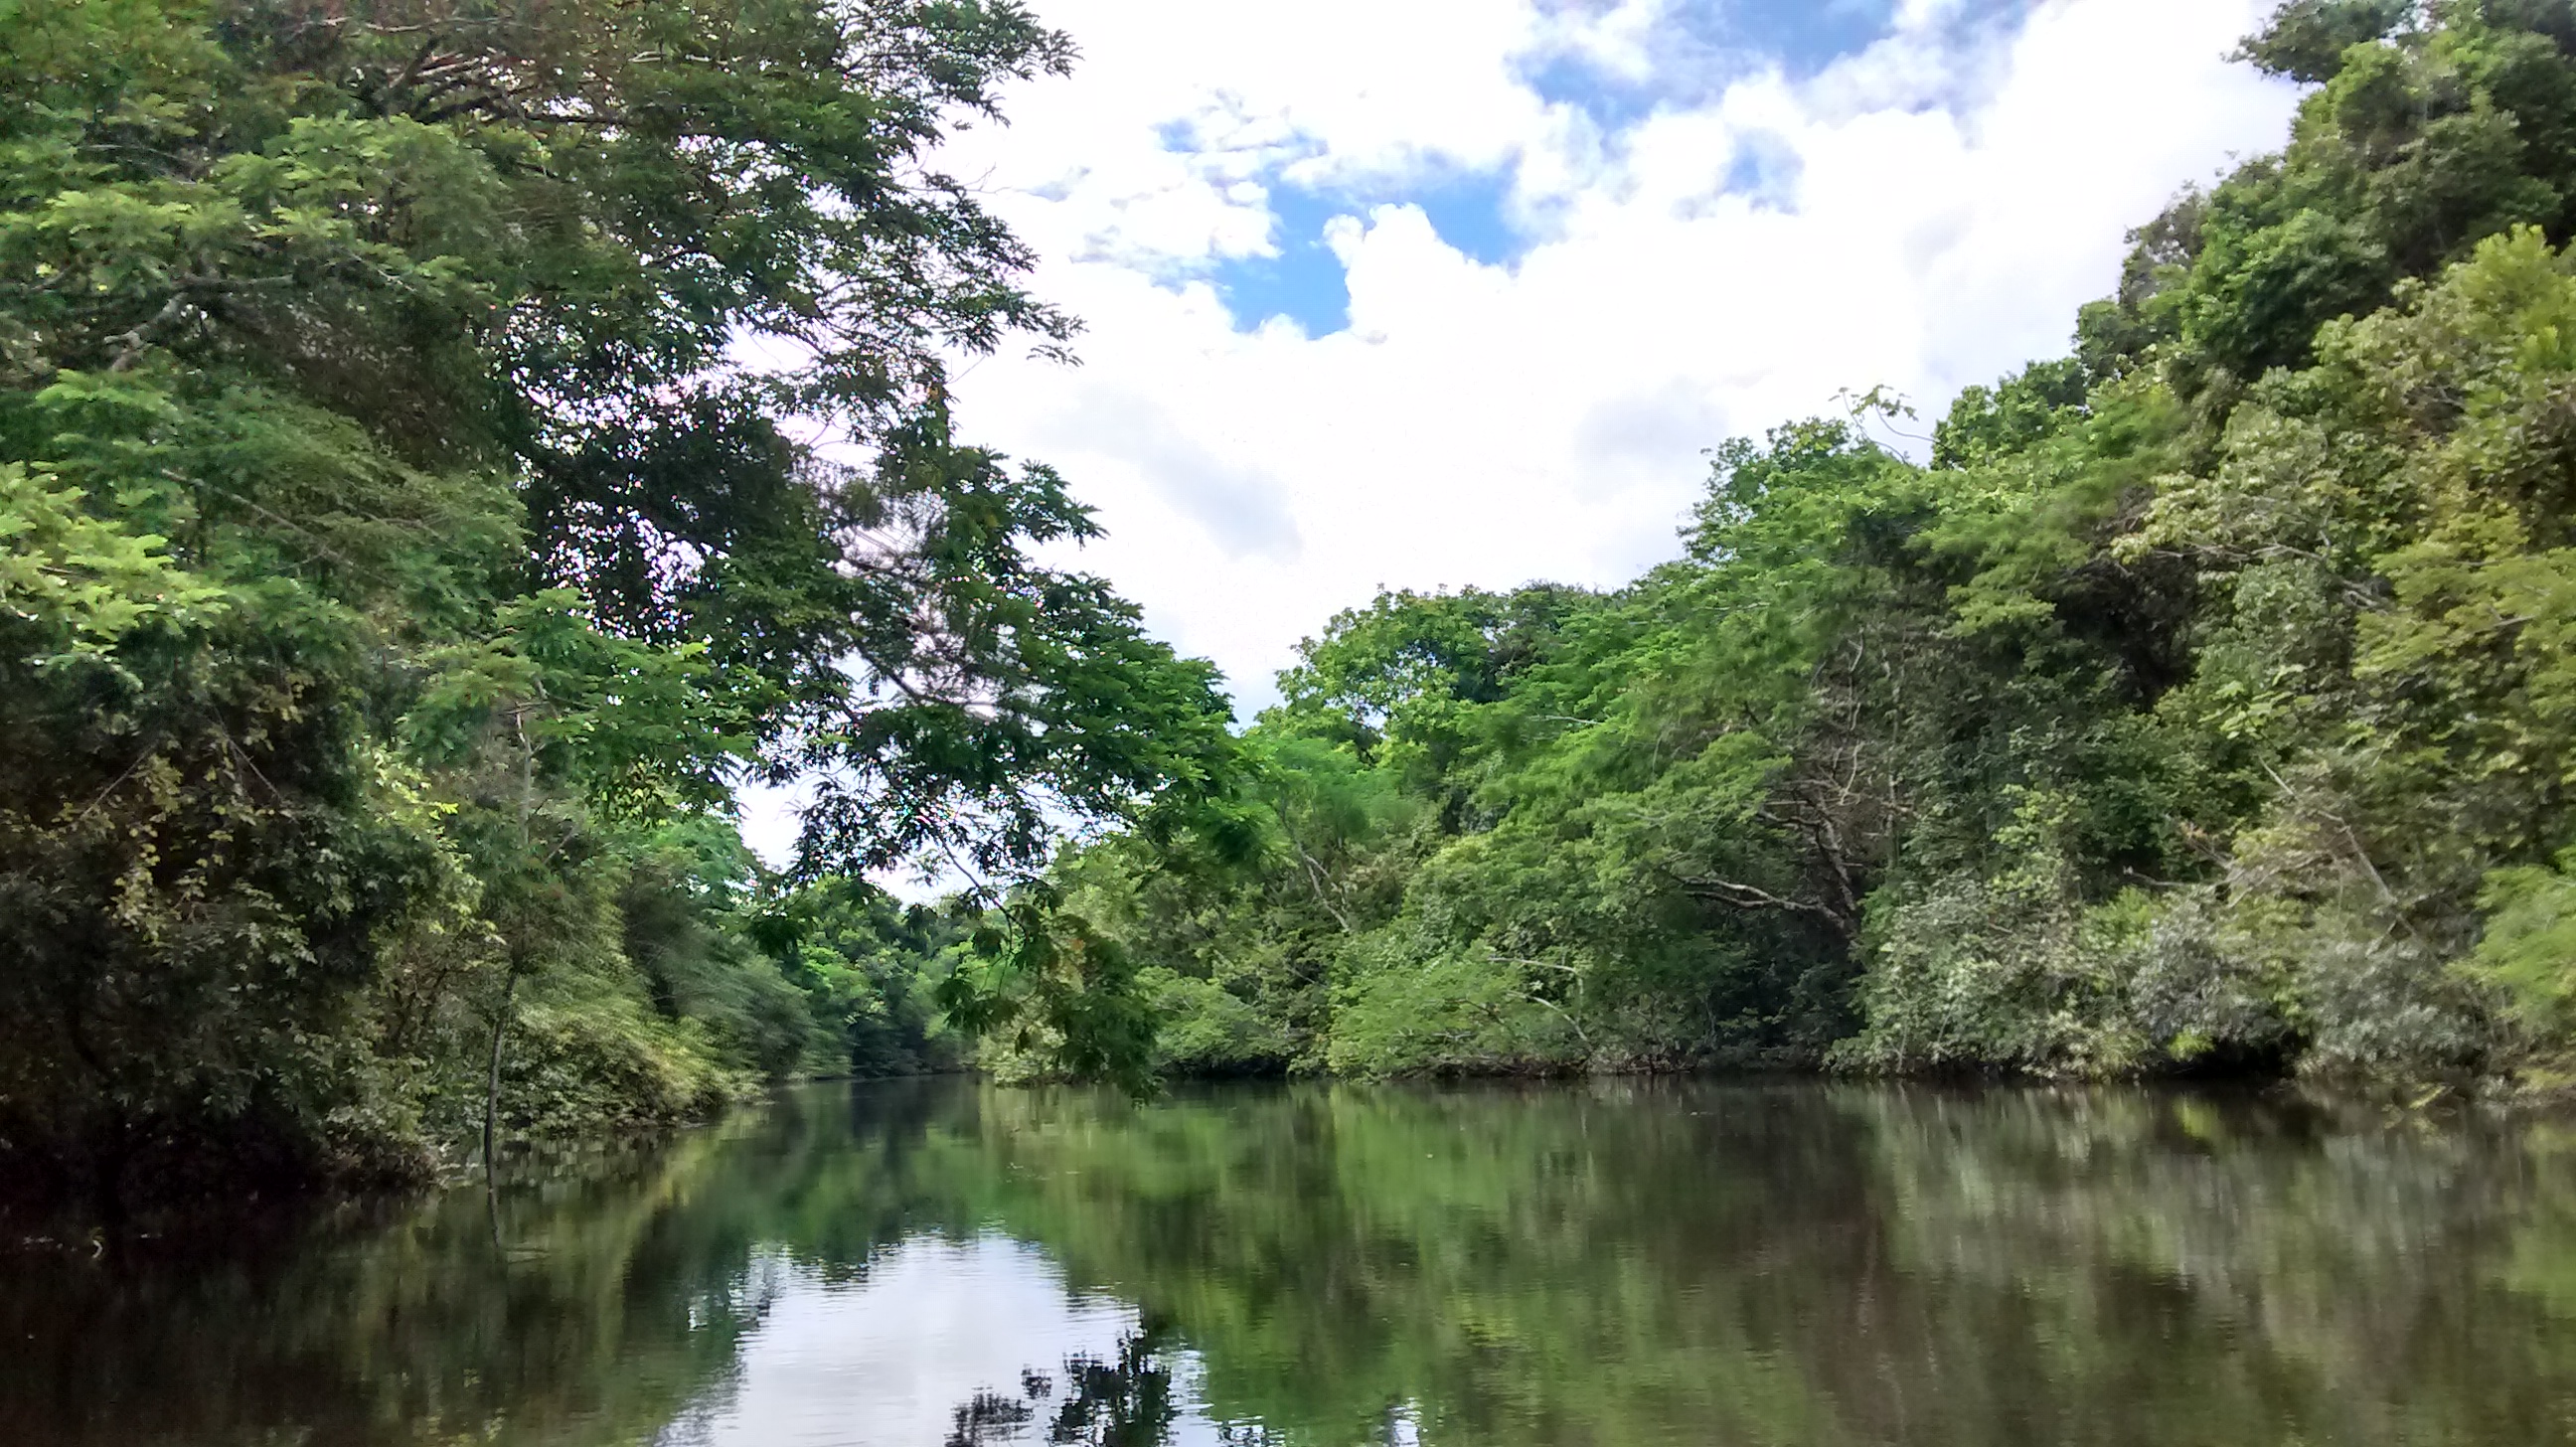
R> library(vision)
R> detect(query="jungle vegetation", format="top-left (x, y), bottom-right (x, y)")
top-left (0, 0), bottom-right (1232, 1214)
top-left (1025, 0), bottom-right (2576, 1096)
top-left (18, 0), bottom-right (2576, 1218)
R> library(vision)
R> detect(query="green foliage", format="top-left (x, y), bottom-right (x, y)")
top-left (0, 462), bottom-right (224, 647)
top-left (936, 886), bottom-right (1165, 1096)
top-left (0, 0), bottom-right (1228, 1214)
top-left (1036, 0), bottom-right (2576, 1096)
top-left (2236, 1), bottom-right (2415, 83)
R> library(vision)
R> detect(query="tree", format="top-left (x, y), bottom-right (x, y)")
top-left (1039, 0), bottom-right (2576, 1095)
top-left (0, 0), bottom-right (1230, 1210)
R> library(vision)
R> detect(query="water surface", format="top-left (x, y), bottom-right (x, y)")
top-left (9, 1078), bottom-right (2576, 1445)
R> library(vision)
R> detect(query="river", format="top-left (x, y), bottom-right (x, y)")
top-left (7, 1078), bottom-right (2575, 1445)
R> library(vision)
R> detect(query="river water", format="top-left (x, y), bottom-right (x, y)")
top-left (7, 1078), bottom-right (2576, 1445)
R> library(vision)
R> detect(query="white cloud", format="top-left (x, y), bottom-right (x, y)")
top-left (743, 0), bottom-right (2303, 873)
top-left (924, 0), bottom-right (2298, 720)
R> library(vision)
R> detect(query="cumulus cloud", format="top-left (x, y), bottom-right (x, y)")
top-left (1026, 387), bottom-right (1304, 563)
top-left (921, 0), bottom-right (2298, 722)
top-left (740, 0), bottom-right (2303, 870)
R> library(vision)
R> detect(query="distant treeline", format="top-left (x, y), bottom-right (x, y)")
top-left (1019, 1), bottom-right (2576, 1095)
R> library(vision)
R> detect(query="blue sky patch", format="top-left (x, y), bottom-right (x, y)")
top-left (1207, 183), bottom-right (1351, 336)
top-left (1522, 52), bottom-right (1663, 131)
top-left (1202, 170), bottom-right (1526, 335)
top-left (1527, 0), bottom-right (2033, 124)
top-left (1723, 129), bottom-right (1805, 211)
top-left (1413, 169), bottom-right (1521, 268)
top-left (1526, 0), bottom-right (1905, 121)
top-left (1712, 0), bottom-right (1905, 74)
top-left (1184, 3), bottom-right (2036, 333)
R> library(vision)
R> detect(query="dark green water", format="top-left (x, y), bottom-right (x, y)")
top-left (8, 1079), bottom-right (2576, 1446)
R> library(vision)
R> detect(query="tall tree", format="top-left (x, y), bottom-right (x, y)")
top-left (0, 0), bottom-right (1228, 1207)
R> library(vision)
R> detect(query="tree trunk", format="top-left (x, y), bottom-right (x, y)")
top-left (482, 968), bottom-right (519, 1182)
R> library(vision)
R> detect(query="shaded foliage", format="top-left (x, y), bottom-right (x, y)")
top-left (0, 0), bottom-right (1226, 1214)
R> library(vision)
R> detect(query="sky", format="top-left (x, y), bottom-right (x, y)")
top-left (741, 0), bottom-right (2305, 868)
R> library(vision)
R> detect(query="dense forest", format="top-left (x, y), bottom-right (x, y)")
top-left (1030, 0), bottom-right (2576, 1093)
top-left (17, 0), bottom-right (2576, 1217)
top-left (0, 0), bottom-right (1234, 1214)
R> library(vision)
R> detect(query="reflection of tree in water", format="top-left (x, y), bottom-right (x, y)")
top-left (944, 1388), bottom-right (1035, 1446)
top-left (944, 1321), bottom-right (1183, 1447)
top-left (23, 1080), bottom-right (2576, 1447)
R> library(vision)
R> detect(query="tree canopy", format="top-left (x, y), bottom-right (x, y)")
top-left (0, 0), bottom-right (1230, 1213)
top-left (1031, 0), bottom-right (2576, 1098)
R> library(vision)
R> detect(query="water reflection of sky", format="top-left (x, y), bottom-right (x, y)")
top-left (15, 1081), bottom-right (2576, 1447)
top-left (670, 1236), bottom-right (1238, 1447)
